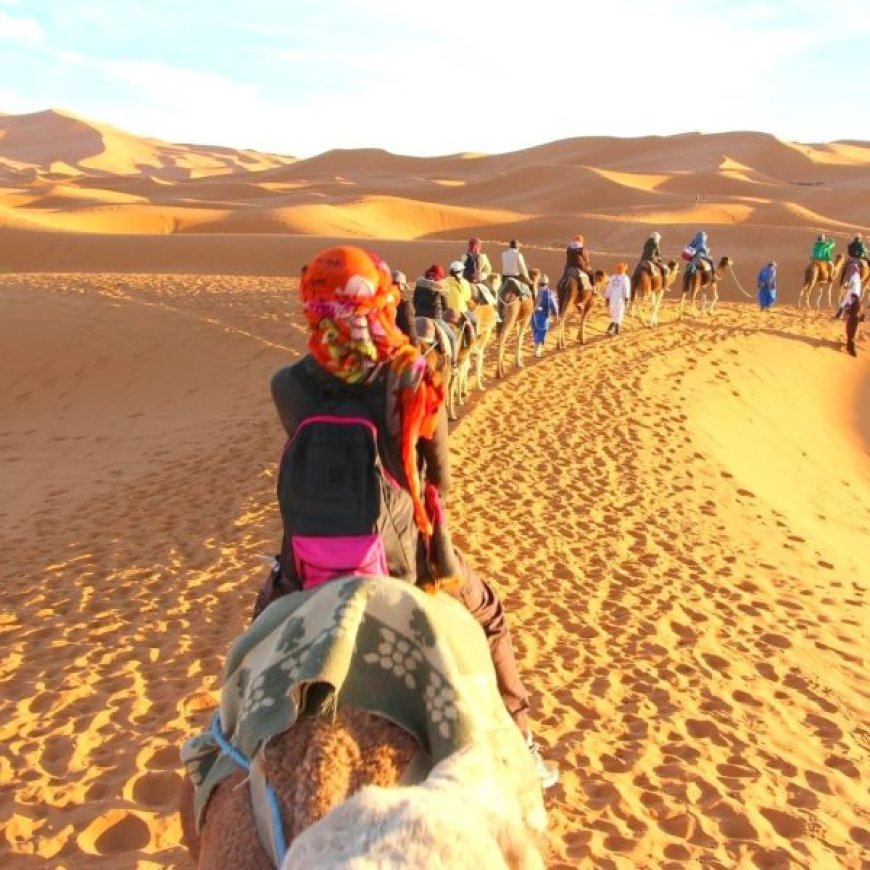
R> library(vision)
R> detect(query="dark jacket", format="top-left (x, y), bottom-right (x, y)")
top-left (641, 237), bottom-right (662, 262)
top-left (271, 356), bottom-right (452, 589)
top-left (847, 238), bottom-right (867, 259)
top-left (272, 356), bottom-right (450, 497)
top-left (565, 247), bottom-right (590, 271)
top-left (413, 277), bottom-right (447, 320)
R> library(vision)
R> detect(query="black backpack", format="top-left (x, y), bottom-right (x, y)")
top-left (277, 367), bottom-right (416, 590)
top-left (463, 252), bottom-right (481, 284)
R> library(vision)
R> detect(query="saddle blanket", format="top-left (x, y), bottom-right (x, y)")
top-left (181, 575), bottom-right (530, 833)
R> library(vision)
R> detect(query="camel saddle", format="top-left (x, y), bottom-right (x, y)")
top-left (182, 575), bottom-right (536, 866)
top-left (638, 259), bottom-right (667, 279)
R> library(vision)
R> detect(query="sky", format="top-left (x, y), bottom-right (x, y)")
top-left (1, 0), bottom-right (869, 158)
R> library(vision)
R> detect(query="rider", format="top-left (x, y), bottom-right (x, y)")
top-left (413, 264), bottom-right (457, 360)
top-left (687, 230), bottom-right (716, 277)
top-left (391, 269), bottom-right (418, 346)
top-left (462, 238), bottom-right (493, 286)
top-left (501, 239), bottom-right (533, 291)
top-left (445, 260), bottom-right (478, 338)
top-left (638, 231), bottom-right (666, 280)
top-left (810, 233), bottom-right (836, 263)
top-left (564, 235), bottom-right (594, 287)
top-left (268, 245), bottom-right (558, 787)
top-left (847, 234), bottom-right (868, 265)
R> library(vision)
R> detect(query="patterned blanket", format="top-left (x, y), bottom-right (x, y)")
top-left (181, 575), bottom-right (528, 854)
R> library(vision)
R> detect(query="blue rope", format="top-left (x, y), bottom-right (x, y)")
top-left (210, 711), bottom-right (288, 864)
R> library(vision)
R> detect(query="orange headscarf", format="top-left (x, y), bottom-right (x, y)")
top-left (300, 246), bottom-right (445, 535)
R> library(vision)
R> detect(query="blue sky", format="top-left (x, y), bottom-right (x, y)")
top-left (1, 0), bottom-right (868, 157)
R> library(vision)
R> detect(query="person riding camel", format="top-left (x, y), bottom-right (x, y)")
top-left (445, 260), bottom-right (478, 340)
top-left (413, 264), bottom-right (457, 360)
top-left (391, 269), bottom-right (419, 346)
top-left (638, 232), bottom-right (667, 282)
top-left (847, 234), bottom-right (868, 266)
top-left (686, 231), bottom-right (716, 278)
top-left (265, 245), bottom-right (558, 787)
top-left (560, 235), bottom-right (594, 289)
top-left (501, 239), bottom-right (533, 291)
top-left (810, 233), bottom-right (835, 263)
top-left (462, 238), bottom-right (493, 286)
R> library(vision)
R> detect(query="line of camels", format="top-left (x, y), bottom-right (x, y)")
top-left (180, 246), bottom-right (869, 869)
top-left (424, 249), bottom-right (869, 421)
top-left (421, 256), bottom-right (730, 421)
top-left (797, 253), bottom-right (870, 310)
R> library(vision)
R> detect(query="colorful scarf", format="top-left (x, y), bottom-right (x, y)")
top-left (300, 246), bottom-right (445, 535)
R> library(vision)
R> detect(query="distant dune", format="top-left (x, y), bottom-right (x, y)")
top-left (1, 109), bottom-right (868, 299)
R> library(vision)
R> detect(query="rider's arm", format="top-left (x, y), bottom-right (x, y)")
top-left (418, 405), bottom-right (451, 496)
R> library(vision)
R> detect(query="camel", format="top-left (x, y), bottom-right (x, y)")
top-left (415, 316), bottom-right (462, 421)
top-left (630, 260), bottom-right (680, 327)
top-left (496, 276), bottom-right (535, 378)
top-left (463, 295), bottom-right (498, 399)
top-left (181, 710), bottom-right (417, 870)
top-left (679, 256), bottom-right (731, 317)
top-left (798, 253), bottom-right (844, 310)
top-left (281, 741), bottom-right (547, 869)
top-left (179, 576), bottom-right (548, 869)
top-left (554, 269), bottom-right (608, 349)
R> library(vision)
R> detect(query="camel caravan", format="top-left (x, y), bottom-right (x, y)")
top-left (177, 229), bottom-right (865, 869)
top-left (394, 231), bottom-right (732, 420)
top-left (798, 233), bottom-right (870, 311)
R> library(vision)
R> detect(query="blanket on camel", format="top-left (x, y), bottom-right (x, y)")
top-left (181, 574), bottom-right (531, 838)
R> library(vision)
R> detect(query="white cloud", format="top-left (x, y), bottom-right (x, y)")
top-left (0, 10), bottom-right (44, 42)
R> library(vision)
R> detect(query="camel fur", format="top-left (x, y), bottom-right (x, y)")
top-left (630, 259), bottom-right (680, 327)
top-left (281, 741), bottom-right (547, 870)
top-left (495, 275), bottom-right (535, 378)
top-left (680, 256), bottom-right (731, 317)
top-left (798, 253), bottom-right (844, 310)
top-left (181, 709), bottom-right (417, 869)
top-left (555, 268), bottom-right (608, 349)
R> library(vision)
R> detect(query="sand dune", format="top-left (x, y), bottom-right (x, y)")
top-left (0, 272), bottom-right (866, 868)
top-left (0, 109), bottom-right (868, 868)
top-left (2, 110), bottom-right (868, 296)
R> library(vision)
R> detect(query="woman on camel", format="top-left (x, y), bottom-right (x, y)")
top-left (264, 246), bottom-right (558, 788)
top-left (563, 235), bottom-right (594, 286)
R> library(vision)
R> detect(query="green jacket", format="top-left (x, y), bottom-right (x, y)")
top-left (811, 239), bottom-right (835, 261)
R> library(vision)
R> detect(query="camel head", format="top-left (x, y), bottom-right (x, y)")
top-left (593, 269), bottom-right (607, 289)
top-left (665, 260), bottom-right (680, 285)
top-left (717, 256), bottom-right (732, 268)
top-left (486, 272), bottom-right (502, 293)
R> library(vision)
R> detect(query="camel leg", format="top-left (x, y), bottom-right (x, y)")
top-left (578, 306), bottom-right (589, 345)
top-left (447, 372), bottom-right (458, 420)
top-left (475, 347), bottom-right (486, 391)
top-left (708, 287), bottom-right (718, 314)
top-left (496, 331), bottom-right (507, 378)
top-left (516, 322), bottom-right (528, 369)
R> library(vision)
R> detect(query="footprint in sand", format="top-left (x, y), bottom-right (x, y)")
top-left (78, 809), bottom-right (151, 855)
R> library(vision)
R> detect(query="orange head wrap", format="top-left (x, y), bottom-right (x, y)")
top-left (300, 246), bottom-right (445, 536)
top-left (615, 262), bottom-right (629, 274)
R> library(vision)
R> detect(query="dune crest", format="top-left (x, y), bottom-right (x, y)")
top-left (0, 111), bottom-right (867, 297)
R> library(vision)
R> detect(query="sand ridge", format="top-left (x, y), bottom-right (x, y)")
top-left (0, 268), bottom-right (867, 867)
top-left (1, 110), bottom-right (869, 295)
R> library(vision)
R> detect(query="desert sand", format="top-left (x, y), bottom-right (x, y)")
top-left (0, 110), bottom-right (868, 868)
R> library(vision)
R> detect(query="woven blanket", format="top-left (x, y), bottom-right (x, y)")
top-left (181, 575), bottom-right (526, 839)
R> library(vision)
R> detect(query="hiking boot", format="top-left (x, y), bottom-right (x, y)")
top-left (526, 733), bottom-right (558, 789)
